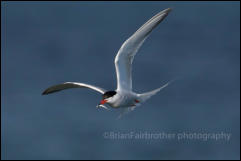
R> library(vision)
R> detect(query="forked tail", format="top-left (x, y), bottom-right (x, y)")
top-left (118, 80), bottom-right (174, 119)
top-left (137, 80), bottom-right (174, 102)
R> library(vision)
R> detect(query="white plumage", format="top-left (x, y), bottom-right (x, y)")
top-left (43, 8), bottom-right (173, 114)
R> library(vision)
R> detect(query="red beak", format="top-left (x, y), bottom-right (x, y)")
top-left (100, 99), bottom-right (107, 105)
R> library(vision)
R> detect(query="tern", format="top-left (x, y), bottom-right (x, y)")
top-left (42, 8), bottom-right (173, 114)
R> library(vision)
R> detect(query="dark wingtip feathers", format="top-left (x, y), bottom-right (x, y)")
top-left (42, 89), bottom-right (60, 95)
top-left (42, 89), bottom-right (49, 95)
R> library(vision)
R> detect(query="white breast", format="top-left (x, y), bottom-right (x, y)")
top-left (107, 91), bottom-right (137, 108)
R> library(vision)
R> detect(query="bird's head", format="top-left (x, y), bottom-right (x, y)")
top-left (98, 91), bottom-right (117, 106)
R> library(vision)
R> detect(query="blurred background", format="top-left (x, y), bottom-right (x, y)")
top-left (1, 1), bottom-right (240, 160)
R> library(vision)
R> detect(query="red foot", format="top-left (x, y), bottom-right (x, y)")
top-left (135, 99), bottom-right (140, 103)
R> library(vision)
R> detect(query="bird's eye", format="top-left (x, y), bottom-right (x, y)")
top-left (103, 95), bottom-right (108, 99)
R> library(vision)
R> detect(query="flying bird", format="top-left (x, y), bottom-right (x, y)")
top-left (42, 8), bottom-right (172, 114)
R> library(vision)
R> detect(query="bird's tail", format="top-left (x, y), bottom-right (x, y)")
top-left (117, 80), bottom-right (174, 119)
top-left (137, 80), bottom-right (173, 102)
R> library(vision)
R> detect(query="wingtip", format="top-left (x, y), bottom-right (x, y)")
top-left (165, 8), bottom-right (172, 13)
top-left (41, 88), bottom-right (62, 95)
top-left (42, 90), bottom-right (49, 95)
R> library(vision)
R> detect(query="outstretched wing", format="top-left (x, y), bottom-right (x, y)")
top-left (42, 82), bottom-right (106, 95)
top-left (114, 8), bottom-right (172, 91)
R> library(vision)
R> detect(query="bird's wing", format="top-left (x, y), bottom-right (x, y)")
top-left (42, 82), bottom-right (106, 95)
top-left (114, 8), bottom-right (171, 91)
